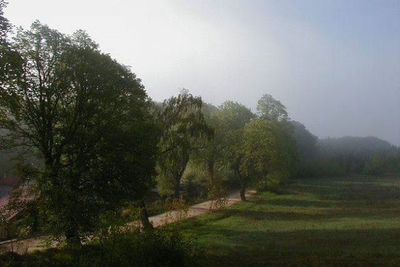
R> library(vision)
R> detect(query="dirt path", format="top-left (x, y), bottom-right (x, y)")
top-left (0, 190), bottom-right (256, 254)
top-left (145, 190), bottom-right (256, 228)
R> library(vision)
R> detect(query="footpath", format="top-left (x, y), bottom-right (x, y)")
top-left (0, 190), bottom-right (256, 254)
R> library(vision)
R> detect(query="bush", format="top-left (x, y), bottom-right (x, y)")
top-left (256, 171), bottom-right (289, 192)
top-left (0, 230), bottom-right (197, 267)
top-left (364, 152), bottom-right (400, 176)
top-left (295, 158), bottom-right (347, 178)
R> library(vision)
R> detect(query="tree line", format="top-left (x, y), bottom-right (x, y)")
top-left (0, 12), bottom-right (300, 243)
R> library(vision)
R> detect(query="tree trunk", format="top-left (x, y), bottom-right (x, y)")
top-left (65, 224), bottom-right (81, 247)
top-left (173, 158), bottom-right (189, 199)
top-left (207, 158), bottom-right (215, 188)
top-left (238, 170), bottom-right (247, 201)
top-left (31, 204), bottom-right (39, 233)
top-left (240, 186), bottom-right (246, 201)
top-left (139, 200), bottom-right (153, 231)
top-left (173, 180), bottom-right (181, 199)
top-left (233, 155), bottom-right (246, 201)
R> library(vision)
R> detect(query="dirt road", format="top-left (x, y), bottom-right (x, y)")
top-left (145, 190), bottom-right (255, 228)
top-left (0, 190), bottom-right (256, 254)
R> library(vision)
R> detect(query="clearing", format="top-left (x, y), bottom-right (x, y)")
top-left (173, 176), bottom-right (400, 266)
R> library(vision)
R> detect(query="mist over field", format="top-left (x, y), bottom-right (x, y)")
top-left (6, 0), bottom-right (400, 145)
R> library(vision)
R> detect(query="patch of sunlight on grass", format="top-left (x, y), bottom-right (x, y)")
top-left (176, 176), bottom-right (400, 266)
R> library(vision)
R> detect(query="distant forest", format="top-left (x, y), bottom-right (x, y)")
top-left (2, 112), bottom-right (399, 181)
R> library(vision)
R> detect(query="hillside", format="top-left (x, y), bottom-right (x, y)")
top-left (318, 136), bottom-right (395, 157)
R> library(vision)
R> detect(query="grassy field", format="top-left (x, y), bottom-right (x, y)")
top-left (174, 176), bottom-right (400, 266)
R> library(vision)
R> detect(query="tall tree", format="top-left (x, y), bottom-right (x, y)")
top-left (241, 119), bottom-right (275, 189)
top-left (157, 90), bottom-right (212, 198)
top-left (291, 121), bottom-right (318, 161)
top-left (218, 101), bottom-right (255, 201)
top-left (241, 118), bottom-right (297, 193)
top-left (0, 0), bottom-right (22, 107)
top-left (189, 103), bottom-right (222, 191)
top-left (257, 94), bottom-right (288, 121)
top-left (0, 0), bottom-right (9, 42)
top-left (0, 22), bottom-right (158, 244)
top-left (238, 94), bottom-right (298, 197)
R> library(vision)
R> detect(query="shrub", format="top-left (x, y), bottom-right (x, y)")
top-left (0, 230), bottom-right (197, 267)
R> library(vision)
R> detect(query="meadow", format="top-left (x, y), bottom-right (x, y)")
top-left (175, 176), bottom-right (400, 266)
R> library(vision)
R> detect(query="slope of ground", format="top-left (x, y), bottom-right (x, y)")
top-left (174, 176), bottom-right (400, 266)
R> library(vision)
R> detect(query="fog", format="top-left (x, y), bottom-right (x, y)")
top-left (6, 0), bottom-right (400, 145)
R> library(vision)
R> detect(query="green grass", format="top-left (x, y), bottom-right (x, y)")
top-left (173, 176), bottom-right (400, 266)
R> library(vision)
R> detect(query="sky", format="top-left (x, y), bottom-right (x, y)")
top-left (5, 0), bottom-right (400, 145)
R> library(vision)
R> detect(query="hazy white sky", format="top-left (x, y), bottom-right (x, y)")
top-left (5, 0), bottom-right (400, 145)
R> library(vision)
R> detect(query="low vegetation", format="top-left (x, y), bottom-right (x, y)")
top-left (174, 175), bottom-right (400, 266)
top-left (0, 230), bottom-right (197, 267)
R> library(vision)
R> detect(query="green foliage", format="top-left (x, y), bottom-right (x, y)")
top-left (291, 121), bottom-right (318, 161)
top-left (0, 0), bottom-right (10, 39)
top-left (216, 101), bottom-right (255, 199)
top-left (256, 94), bottom-right (288, 121)
top-left (319, 136), bottom-right (393, 156)
top-left (241, 119), bottom-right (274, 179)
top-left (181, 160), bottom-right (209, 200)
top-left (0, 151), bottom-right (15, 178)
top-left (241, 119), bottom-right (297, 191)
top-left (218, 101), bottom-right (255, 130)
top-left (0, 22), bottom-right (158, 243)
top-left (229, 94), bottom-right (298, 196)
top-left (216, 101), bottom-right (255, 174)
top-left (188, 101), bottom-right (254, 199)
top-left (0, 230), bottom-right (197, 267)
top-left (0, 0), bottom-right (11, 91)
top-left (364, 150), bottom-right (400, 175)
top-left (2, 4), bottom-right (399, 265)
top-left (176, 176), bottom-right (400, 266)
top-left (297, 136), bottom-right (398, 178)
top-left (297, 158), bottom-right (347, 177)
top-left (192, 103), bottom-right (224, 190)
top-left (157, 90), bottom-right (212, 198)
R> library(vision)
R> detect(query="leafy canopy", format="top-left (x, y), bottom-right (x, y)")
top-left (0, 21), bottom-right (159, 243)
top-left (157, 90), bottom-right (212, 197)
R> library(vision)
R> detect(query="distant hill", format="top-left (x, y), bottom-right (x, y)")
top-left (318, 136), bottom-right (394, 158)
